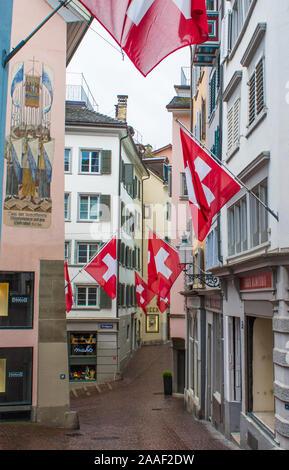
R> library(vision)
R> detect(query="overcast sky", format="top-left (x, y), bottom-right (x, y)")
top-left (67, 20), bottom-right (190, 150)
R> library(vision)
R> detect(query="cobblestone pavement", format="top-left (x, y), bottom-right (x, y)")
top-left (0, 343), bottom-right (237, 451)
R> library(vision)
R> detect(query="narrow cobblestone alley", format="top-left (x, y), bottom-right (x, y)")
top-left (0, 343), bottom-right (236, 451)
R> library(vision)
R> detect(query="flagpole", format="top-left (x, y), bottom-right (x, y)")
top-left (176, 119), bottom-right (279, 222)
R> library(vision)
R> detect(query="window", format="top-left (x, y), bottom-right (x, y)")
top-left (65, 241), bottom-right (71, 263)
top-left (206, 0), bottom-right (216, 10)
top-left (64, 193), bottom-right (71, 220)
top-left (227, 98), bottom-right (240, 155)
top-left (209, 70), bottom-right (217, 115)
top-left (79, 194), bottom-right (100, 221)
top-left (180, 172), bottom-right (188, 198)
top-left (0, 348), bottom-right (33, 405)
top-left (228, 197), bottom-right (247, 256)
top-left (68, 332), bottom-right (97, 382)
top-left (231, 0), bottom-right (254, 49)
top-left (77, 243), bottom-right (99, 264)
top-left (206, 228), bottom-right (220, 269)
top-left (250, 180), bottom-right (268, 247)
top-left (80, 150), bottom-right (100, 174)
top-left (144, 204), bottom-right (151, 219)
top-left (248, 58), bottom-right (265, 128)
top-left (0, 272), bottom-right (34, 328)
top-left (64, 148), bottom-right (71, 173)
top-left (166, 202), bottom-right (171, 221)
top-left (76, 286), bottom-right (98, 307)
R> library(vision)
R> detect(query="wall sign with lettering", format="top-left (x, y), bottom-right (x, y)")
top-left (240, 272), bottom-right (272, 291)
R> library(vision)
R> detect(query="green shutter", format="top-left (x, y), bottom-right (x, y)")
top-left (99, 287), bottom-right (112, 309)
top-left (124, 163), bottom-right (134, 184)
top-left (101, 150), bottom-right (112, 174)
top-left (100, 194), bottom-right (111, 221)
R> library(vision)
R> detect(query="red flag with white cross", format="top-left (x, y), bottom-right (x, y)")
top-left (84, 237), bottom-right (117, 299)
top-left (148, 230), bottom-right (183, 299)
top-left (78, 0), bottom-right (208, 76)
top-left (157, 294), bottom-right (170, 313)
top-left (65, 261), bottom-right (73, 313)
top-left (180, 128), bottom-right (241, 242)
top-left (135, 272), bottom-right (155, 315)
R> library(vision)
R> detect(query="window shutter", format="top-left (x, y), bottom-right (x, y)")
top-left (100, 194), bottom-right (111, 222)
top-left (256, 58), bottom-right (265, 116)
top-left (124, 163), bottom-right (134, 184)
top-left (233, 98), bottom-right (240, 149)
top-left (168, 165), bottom-right (172, 197)
top-left (101, 150), bottom-right (111, 174)
top-left (227, 105), bottom-right (233, 154)
top-left (99, 287), bottom-right (112, 309)
top-left (248, 73), bottom-right (256, 126)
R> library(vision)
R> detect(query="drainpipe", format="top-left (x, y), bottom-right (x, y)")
top-left (217, 59), bottom-right (224, 265)
top-left (116, 128), bottom-right (129, 376)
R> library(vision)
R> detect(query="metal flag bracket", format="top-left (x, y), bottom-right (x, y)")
top-left (2, 0), bottom-right (72, 68)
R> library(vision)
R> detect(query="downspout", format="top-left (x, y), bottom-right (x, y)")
top-left (217, 58), bottom-right (224, 265)
top-left (116, 128), bottom-right (129, 376)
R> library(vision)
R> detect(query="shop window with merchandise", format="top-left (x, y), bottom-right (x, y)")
top-left (68, 332), bottom-right (97, 382)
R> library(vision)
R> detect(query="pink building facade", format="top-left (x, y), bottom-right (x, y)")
top-left (167, 87), bottom-right (191, 393)
top-left (0, 0), bottom-right (89, 426)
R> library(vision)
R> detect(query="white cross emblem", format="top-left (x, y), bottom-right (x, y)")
top-left (185, 156), bottom-right (215, 210)
top-left (136, 284), bottom-right (145, 304)
top-left (127, 0), bottom-right (191, 26)
top-left (155, 247), bottom-right (172, 280)
top-left (102, 254), bottom-right (117, 282)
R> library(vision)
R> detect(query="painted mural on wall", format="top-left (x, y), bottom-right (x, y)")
top-left (4, 60), bottom-right (54, 228)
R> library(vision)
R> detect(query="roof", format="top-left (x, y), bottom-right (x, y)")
top-left (166, 96), bottom-right (190, 110)
top-left (65, 101), bottom-right (127, 128)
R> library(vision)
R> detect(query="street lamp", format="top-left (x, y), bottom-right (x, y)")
top-left (178, 234), bottom-right (220, 288)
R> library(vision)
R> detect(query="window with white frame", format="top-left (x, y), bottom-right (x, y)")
top-left (228, 196), bottom-right (248, 256)
top-left (76, 286), bottom-right (98, 307)
top-left (227, 98), bottom-right (240, 156)
top-left (64, 148), bottom-right (71, 173)
top-left (78, 194), bottom-right (100, 221)
top-left (248, 58), bottom-right (265, 128)
top-left (250, 180), bottom-right (268, 247)
top-left (77, 242), bottom-right (99, 264)
top-left (80, 150), bottom-right (100, 174)
top-left (206, 228), bottom-right (219, 269)
top-left (64, 193), bottom-right (71, 220)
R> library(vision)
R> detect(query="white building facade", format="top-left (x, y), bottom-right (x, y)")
top-left (65, 92), bottom-right (147, 387)
top-left (210, 0), bottom-right (289, 450)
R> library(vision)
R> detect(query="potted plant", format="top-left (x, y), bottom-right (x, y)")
top-left (162, 370), bottom-right (172, 395)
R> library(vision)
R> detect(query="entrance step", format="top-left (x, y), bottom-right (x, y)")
top-left (231, 432), bottom-right (241, 447)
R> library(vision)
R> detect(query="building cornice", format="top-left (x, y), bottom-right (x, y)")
top-left (240, 23), bottom-right (267, 67)
top-left (223, 71), bottom-right (242, 102)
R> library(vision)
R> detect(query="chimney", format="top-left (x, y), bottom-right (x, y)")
top-left (115, 95), bottom-right (128, 122)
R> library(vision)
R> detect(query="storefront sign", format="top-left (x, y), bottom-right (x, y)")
top-left (72, 345), bottom-right (95, 355)
top-left (11, 296), bottom-right (28, 304)
top-left (100, 324), bottom-right (113, 330)
top-left (240, 272), bottom-right (272, 291)
top-left (8, 371), bottom-right (23, 378)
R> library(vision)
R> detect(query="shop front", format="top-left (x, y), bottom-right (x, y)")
top-left (0, 347), bottom-right (33, 418)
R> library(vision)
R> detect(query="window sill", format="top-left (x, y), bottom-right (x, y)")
top-left (179, 195), bottom-right (188, 201)
top-left (78, 172), bottom-right (101, 176)
top-left (225, 145), bottom-right (240, 163)
top-left (226, 240), bottom-right (271, 264)
top-left (76, 219), bottom-right (100, 223)
top-left (246, 108), bottom-right (268, 138)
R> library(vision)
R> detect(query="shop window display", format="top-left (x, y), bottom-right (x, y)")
top-left (0, 272), bottom-right (34, 328)
top-left (68, 332), bottom-right (97, 382)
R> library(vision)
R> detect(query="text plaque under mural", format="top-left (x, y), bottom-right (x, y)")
top-left (240, 272), bottom-right (272, 291)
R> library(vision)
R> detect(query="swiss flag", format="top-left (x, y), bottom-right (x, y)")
top-left (157, 295), bottom-right (170, 313)
top-left (78, 0), bottom-right (208, 76)
top-left (65, 261), bottom-right (73, 313)
top-left (135, 272), bottom-right (155, 315)
top-left (148, 230), bottom-right (183, 299)
top-left (180, 128), bottom-right (241, 242)
top-left (84, 237), bottom-right (117, 299)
